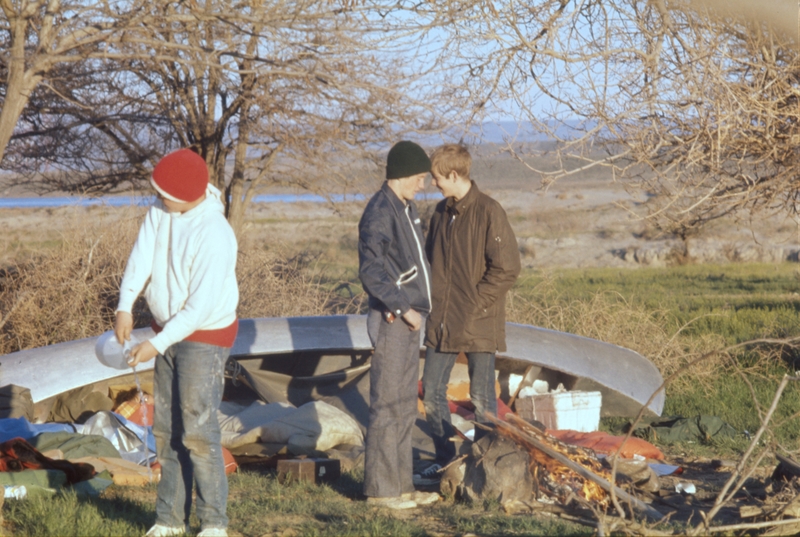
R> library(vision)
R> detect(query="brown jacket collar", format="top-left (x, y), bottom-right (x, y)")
top-left (445, 180), bottom-right (479, 215)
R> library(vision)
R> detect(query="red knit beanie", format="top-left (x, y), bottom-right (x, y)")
top-left (151, 149), bottom-right (209, 203)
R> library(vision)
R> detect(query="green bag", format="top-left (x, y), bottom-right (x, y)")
top-left (630, 415), bottom-right (738, 444)
top-left (0, 469), bottom-right (67, 489)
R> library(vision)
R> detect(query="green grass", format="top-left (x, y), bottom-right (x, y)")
top-left (514, 263), bottom-right (800, 455)
top-left (2, 487), bottom-right (153, 536)
top-left (518, 263), bottom-right (800, 344)
top-left (2, 469), bottom-right (590, 537)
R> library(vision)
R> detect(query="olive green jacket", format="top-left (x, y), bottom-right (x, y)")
top-left (424, 182), bottom-right (521, 353)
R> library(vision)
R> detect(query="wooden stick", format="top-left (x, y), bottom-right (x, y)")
top-left (494, 414), bottom-right (665, 521)
top-left (508, 364), bottom-right (535, 409)
top-left (699, 518), bottom-right (800, 534)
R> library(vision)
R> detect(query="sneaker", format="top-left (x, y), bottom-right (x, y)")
top-left (366, 496), bottom-right (418, 510)
top-left (413, 463), bottom-right (442, 486)
top-left (145, 524), bottom-right (186, 537)
top-left (198, 528), bottom-right (228, 537)
top-left (402, 490), bottom-right (440, 505)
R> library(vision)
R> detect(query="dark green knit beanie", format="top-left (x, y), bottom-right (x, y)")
top-left (385, 141), bottom-right (431, 180)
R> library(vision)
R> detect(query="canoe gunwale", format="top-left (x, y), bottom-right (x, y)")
top-left (0, 315), bottom-right (664, 418)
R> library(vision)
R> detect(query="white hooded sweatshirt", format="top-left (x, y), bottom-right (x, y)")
top-left (117, 184), bottom-right (239, 354)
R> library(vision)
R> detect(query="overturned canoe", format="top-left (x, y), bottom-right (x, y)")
top-left (0, 315), bottom-right (664, 423)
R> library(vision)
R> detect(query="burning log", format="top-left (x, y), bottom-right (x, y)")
top-left (489, 413), bottom-right (664, 521)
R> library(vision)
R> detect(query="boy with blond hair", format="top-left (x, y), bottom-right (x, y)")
top-left (416, 143), bottom-right (521, 485)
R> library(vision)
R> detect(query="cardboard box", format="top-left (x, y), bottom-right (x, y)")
top-left (515, 391), bottom-right (601, 432)
top-left (276, 458), bottom-right (341, 485)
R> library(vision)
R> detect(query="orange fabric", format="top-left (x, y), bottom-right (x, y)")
top-left (222, 447), bottom-right (238, 475)
top-left (446, 382), bottom-right (471, 401)
top-left (445, 380), bottom-right (501, 401)
top-left (547, 429), bottom-right (665, 460)
top-left (116, 400), bottom-right (155, 427)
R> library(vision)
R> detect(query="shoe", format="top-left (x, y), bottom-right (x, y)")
top-left (366, 496), bottom-right (418, 510)
top-left (413, 463), bottom-right (442, 486)
top-left (145, 524), bottom-right (186, 537)
top-left (402, 490), bottom-right (440, 505)
top-left (198, 528), bottom-right (228, 537)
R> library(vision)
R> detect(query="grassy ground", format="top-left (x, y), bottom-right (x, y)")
top-left (2, 469), bottom-right (589, 537)
top-left (511, 263), bottom-right (800, 455)
top-left (2, 209), bottom-right (800, 535)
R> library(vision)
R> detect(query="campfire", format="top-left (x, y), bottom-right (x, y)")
top-left (485, 413), bottom-right (663, 520)
top-left (493, 414), bottom-right (610, 505)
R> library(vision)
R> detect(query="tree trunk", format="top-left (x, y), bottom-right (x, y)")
top-left (0, 16), bottom-right (42, 165)
top-left (226, 104), bottom-right (252, 237)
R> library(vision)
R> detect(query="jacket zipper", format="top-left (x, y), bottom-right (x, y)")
top-left (404, 205), bottom-right (431, 307)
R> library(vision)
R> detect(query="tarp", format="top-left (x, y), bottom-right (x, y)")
top-left (548, 429), bottom-right (665, 460)
top-left (0, 437), bottom-right (95, 484)
top-left (30, 431), bottom-right (121, 460)
top-left (217, 400), bottom-right (363, 454)
top-left (79, 411), bottom-right (156, 465)
top-left (0, 417), bottom-right (79, 443)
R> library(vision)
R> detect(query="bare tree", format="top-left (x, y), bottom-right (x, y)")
top-left (438, 0), bottom-right (800, 238)
top-left (0, 0), bottom-right (147, 165)
top-left (4, 0), bottom-right (461, 234)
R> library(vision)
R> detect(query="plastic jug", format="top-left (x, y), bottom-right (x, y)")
top-left (95, 331), bottom-right (138, 369)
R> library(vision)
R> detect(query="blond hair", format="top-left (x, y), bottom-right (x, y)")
top-left (430, 144), bottom-right (471, 180)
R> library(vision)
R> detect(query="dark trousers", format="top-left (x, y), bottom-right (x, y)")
top-left (363, 308), bottom-right (423, 498)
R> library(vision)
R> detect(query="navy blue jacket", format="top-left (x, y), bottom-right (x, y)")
top-left (358, 182), bottom-right (432, 316)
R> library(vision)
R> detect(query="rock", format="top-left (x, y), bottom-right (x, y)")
top-left (517, 237), bottom-right (536, 259)
top-left (457, 431), bottom-right (533, 504)
top-left (633, 243), bottom-right (680, 266)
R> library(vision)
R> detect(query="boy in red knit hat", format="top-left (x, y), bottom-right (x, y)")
top-left (114, 148), bottom-right (239, 537)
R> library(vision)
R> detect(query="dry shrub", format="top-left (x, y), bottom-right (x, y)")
top-left (0, 210), bottom-right (358, 355)
top-left (507, 279), bottom-right (728, 391)
top-left (0, 209), bottom-right (142, 354)
top-left (236, 248), bottom-right (358, 318)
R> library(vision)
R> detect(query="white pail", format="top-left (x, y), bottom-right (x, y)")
top-left (95, 331), bottom-right (138, 369)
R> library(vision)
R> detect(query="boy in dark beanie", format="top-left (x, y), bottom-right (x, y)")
top-left (357, 141), bottom-right (439, 509)
top-left (114, 148), bottom-right (239, 537)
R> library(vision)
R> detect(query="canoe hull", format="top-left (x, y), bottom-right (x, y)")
top-left (0, 315), bottom-right (664, 419)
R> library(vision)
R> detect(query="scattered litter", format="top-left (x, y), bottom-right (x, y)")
top-left (648, 463), bottom-right (682, 476)
top-left (675, 482), bottom-right (696, 494)
top-left (3, 485), bottom-right (26, 500)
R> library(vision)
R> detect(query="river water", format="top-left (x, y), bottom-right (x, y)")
top-left (0, 193), bottom-right (368, 209)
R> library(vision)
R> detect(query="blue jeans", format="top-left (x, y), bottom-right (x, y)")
top-left (153, 340), bottom-right (229, 530)
top-left (422, 347), bottom-right (496, 466)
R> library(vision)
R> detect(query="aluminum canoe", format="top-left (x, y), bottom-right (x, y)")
top-left (0, 315), bottom-right (664, 418)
